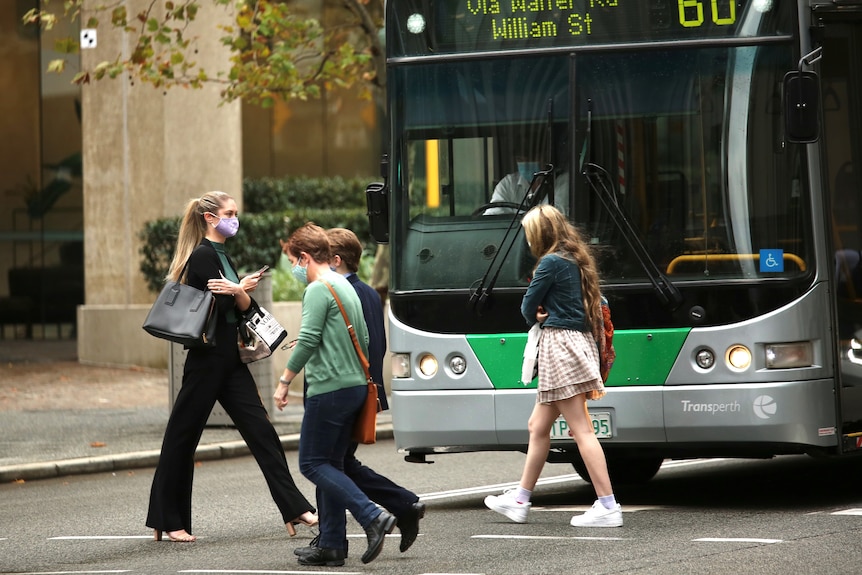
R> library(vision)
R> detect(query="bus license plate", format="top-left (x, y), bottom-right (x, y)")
top-left (550, 413), bottom-right (612, 439)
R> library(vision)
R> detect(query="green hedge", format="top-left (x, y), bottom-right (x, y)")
top-left (243, 176), bottom-right (371, 213)
top-left (139, 176), bottom-right (376, 297)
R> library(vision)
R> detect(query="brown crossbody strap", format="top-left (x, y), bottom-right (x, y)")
top-left (321, 280), bottom-right (372, 381)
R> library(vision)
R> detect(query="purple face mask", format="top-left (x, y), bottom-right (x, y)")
top-left (209, 213), bottom-right (240, 238)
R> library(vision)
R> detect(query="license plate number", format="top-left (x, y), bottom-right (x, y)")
top-left (550, 412), bottom-right (612, 439)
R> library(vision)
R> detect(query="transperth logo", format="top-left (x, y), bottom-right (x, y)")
top-left (752, 395), bottom-right (777, 420)
top-left (679, 396), bottom-right (778, 420)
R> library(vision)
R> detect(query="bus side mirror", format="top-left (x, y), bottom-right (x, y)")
top-left (784, 71), bottom-right (820, 143)
top-left (366, 182), bottom-right (389, 244)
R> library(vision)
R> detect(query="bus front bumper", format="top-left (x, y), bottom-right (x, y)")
top-left (389, 379), bottom-right (838, 457)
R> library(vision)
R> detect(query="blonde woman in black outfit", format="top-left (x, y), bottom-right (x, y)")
top-left (146, 191), bottom-right (316, 542)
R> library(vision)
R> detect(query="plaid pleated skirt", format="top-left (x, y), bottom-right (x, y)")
top-left (536, 326), bottom-right (605, 404)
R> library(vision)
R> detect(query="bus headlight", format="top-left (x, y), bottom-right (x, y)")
top-left (726, 345), bottom-right (751, 370)
top-left (418, 353), bottom-right (438, 377)
top-left (392, 353), bottom-right (410, 378)
top-left (765, 341), bottom-right (813, 369)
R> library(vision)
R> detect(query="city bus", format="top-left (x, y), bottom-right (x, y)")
top-left (365, 0), bottom-right (862, 482)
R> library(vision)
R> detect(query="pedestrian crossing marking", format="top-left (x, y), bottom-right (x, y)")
top-left (694, 537), bottom-right (782, 544)
top-left (474, 534), bottom-right (626, 541)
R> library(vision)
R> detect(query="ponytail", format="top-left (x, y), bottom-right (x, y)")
top-left (165, 191), bottom-right (231, 283)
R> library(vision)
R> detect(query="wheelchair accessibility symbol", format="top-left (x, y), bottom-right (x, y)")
top-left (759, 249), bottom-right (784, 273)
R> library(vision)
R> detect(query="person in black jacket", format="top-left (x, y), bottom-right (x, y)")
top-left (291, 228), bottom-right (425, 560)
top-left (145, 191), bottom-right (316, 543)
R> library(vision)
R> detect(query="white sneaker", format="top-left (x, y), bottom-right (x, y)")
top-left (570, 500), bottom-right (623, 527)
top-left (484, 489), bottom-right (531, 523)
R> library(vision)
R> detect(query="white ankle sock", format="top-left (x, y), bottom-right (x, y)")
top-left (515, 487), bottom-right (532, 504)
top-left (599, 494), bottom-right (617, 509)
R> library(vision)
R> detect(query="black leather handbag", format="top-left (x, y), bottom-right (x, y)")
top-left (142, 262), bottom-right (217, 348)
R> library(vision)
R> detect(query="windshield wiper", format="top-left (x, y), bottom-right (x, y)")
top-left (583, 162), bottom-right (683, 310)
top-left (468, 166), bottom-right (553, 315)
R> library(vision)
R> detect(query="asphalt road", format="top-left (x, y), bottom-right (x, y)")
top-left (2, 439), bottom-right (862, 574)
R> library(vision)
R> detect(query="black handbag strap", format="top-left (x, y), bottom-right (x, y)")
top-left (321, 280), bottom-right (372, 382)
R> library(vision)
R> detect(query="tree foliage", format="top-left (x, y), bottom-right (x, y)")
top-left (23, 0), bottom-right (384, 107)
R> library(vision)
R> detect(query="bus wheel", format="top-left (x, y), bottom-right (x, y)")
top-left (572, 456), bottom-right (664, 485)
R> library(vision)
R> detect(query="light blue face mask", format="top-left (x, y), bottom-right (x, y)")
top-left (291, 260), bottom-right (308, 285)
top-left (278, 252), bottom-right (292, 272)
top-left (517, 161), bottom-right (540, 183)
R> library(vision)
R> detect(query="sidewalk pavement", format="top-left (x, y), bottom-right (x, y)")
top-left (0, 339), bottom-right (392, 483)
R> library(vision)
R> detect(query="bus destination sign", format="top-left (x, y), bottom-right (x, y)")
top-left (473, 0), bottom-right (738, 41)
top-left (392, 1), bottom-right (784, 56)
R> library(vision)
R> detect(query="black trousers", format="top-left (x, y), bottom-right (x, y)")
top-left (146, 321), bottom-right (313, 534)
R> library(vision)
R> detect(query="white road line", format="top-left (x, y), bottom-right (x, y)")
top-left (12, 572), bottom-right (131, 575)
top-left (660, 459), bottom-right (729, 469)
top-left (415, 459), bottom-right (722, 502)
top-left (49, 536), bottom-right (152, 540)
top-left (474, 534), bottom-right (626, 541)
top-left (533, 505), bottom-right (663, 512)
top-left (416, 474), bottom-right (583, 501)
top-left (179, 571), bottom-right (361, 575)
top-left (693, 538), bottom-right (782, 544)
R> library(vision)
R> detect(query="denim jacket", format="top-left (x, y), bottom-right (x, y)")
top-left (520, 252), bottom-right (587, 332)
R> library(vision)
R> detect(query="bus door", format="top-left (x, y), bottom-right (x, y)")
top-left (817, 13), bottom-right (862, 438)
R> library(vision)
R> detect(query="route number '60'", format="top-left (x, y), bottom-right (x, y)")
top-left (678, 0), bottom-right (737, 28)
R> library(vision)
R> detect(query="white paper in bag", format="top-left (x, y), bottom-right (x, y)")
top-left (521, 323), bottom-right (542, 385)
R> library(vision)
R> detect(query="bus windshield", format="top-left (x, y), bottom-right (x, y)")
top-left (391, 42), bottom-right (810, 293)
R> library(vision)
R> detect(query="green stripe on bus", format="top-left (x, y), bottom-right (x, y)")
top-left (466, 328), bottom-right (690, 390)
top-left (605, 329), bottom-right (690, 386)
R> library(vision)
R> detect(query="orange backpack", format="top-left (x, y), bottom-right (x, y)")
top-left (598, 296), bottom-right (615, 382)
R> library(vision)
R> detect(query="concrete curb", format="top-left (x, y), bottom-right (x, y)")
top-left (0, 425), bottom-right (394, 483)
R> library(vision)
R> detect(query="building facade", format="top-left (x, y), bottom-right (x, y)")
top-left (0, 1), bottom-right (379, 366)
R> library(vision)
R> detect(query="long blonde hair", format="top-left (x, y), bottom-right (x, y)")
top-left (521, 205), bottom-right (603, 340)
top-left (165, 191), bottom-right (232, 283)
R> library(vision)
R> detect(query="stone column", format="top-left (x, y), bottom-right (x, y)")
top-left (78, 1), bottom-right (241, 367)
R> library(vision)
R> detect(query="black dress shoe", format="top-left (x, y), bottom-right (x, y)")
top-left (293, 534), bottom-right (320, 557)
top-left (297, 546), bottom-right (345, 567)
top-left (398, 501), bottom-right (426, 553)
top-left (361, 510), bottom-right (397, 564)
top-left (295, 534), bottom-right (349, 559)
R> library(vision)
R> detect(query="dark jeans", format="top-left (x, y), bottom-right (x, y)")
top-left (344, 442), bottom-right (419, 519)
top-left (299, 385), bottom-right (381, 550)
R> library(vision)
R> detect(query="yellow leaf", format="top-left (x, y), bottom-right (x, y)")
top-left (47, 59), bottom-right (66, 73)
